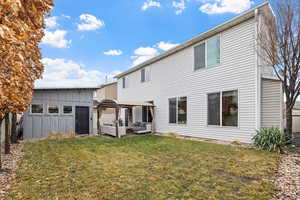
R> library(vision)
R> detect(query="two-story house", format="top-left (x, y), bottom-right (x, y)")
top-left (115, 2), bottom-right (283, 143)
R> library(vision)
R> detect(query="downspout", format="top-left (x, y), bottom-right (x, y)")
top-left (254, 8), bottom-right (261, 133)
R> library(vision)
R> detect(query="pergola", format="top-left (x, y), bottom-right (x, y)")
top-left (95, 99), bottom-right (155, 138)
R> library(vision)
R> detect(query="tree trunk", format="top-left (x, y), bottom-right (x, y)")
top-left (5, 114), bottom-right (10, 154)
top-left (0, 117), bottom-right (3, 169)
top-left (11, 113), bottom-right (17, 144)
top-left (286, 105), bottom-right (293, 138)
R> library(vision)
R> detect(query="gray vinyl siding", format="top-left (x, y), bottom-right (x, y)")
top-left (23, 89), bottom-right (95, 140)
top-left (118, 18), bottom-right (258, 143)
top-left (261, 79), bottom-right (283, 129)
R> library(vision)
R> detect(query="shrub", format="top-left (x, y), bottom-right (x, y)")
top-left (252, 128), bottom-right (293, 153)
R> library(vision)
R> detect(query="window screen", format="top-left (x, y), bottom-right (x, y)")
top-left (169, 98), bottom-right (177, 123)
top-left (141, 69), bottom-right (146, 82)
top-left (194, 43), bottom-right (206, 70)
top-left (31, 104), bottom-right (43, 114)
top-left (208, 93), bottom-right (220, 125)
top-left (48, 105), bottom-right (59, 114)
top-left (178, 97), bottom-right (187, 124)
top-left (207, 36), bottom-right (220, 67)
top-left (222, 90), bottom-right (238, 126)
top-left (63, 106), bottom-right (73, 114)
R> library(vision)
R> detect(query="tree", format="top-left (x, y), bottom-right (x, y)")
top-left (11, 113), bottom-right (17, 144)
top-left (258, 0), bottom-right (300, 137)
top-left (0, 0), bottom-right (53, 168)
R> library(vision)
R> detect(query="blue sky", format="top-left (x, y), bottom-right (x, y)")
top-left (36, 0), bottom-right (266, 88)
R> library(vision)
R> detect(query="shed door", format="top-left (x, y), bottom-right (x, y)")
top-left (75, 106), bottom-right (90, 134)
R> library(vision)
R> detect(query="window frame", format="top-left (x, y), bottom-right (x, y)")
top-left (62, 105), bottom-right (73, 115)
top-left (141, 67), bottom-right (151, 83)
top-left (168, 96), bottom-right (187, 125)
top-left (194, 34), bottom-right (222, 71)
top-left (207, 89), bottom-right (239, 128)
top-left (47, 104), bottom-right (60, 115)
top-left (30, 104), bottom-right (44, 115)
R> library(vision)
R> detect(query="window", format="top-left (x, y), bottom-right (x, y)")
top-left (141, 67), bottom-right (150, 83)
top-left (142, 106), bottom-right (153, 123)
top-left (48, 105), bottom-right (59, 114)
top-left (207, 90), bottom-right (238, 127)
top-left (169, 98), bottom-right (177, 123)
top-left (169, 97), bottom-right (187, 124)
top-left (122, 77), bottom-right (127, 89)
top-left (178, 97), bottom-right (187, 124)
top-left (141, 69), bottom-right (146, 82)
top-left (63, 105), bottom-right (73, 114)
top-left (222, 90), bottom-right (238, 126)
top-left (194, 43), bottom-right (206, 70)
top-left (207, 36), bottom-right (220, 67)
top-left (194, 35), bottom-right (220, 70)
top-left (31, 104), bottom-right (43, 114)
top-left (208, 93), bottom-right (220, 126)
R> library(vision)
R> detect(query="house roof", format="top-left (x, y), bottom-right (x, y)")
top-left (34, 87), bottom-right (100, 90)
top-left (114, 1), bottom-right (272, 79)
top-left (99, 81), bottom-right (117, 89)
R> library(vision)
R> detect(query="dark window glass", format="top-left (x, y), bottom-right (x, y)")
top-left (142, 106), bottom-right (148, 122)
top-left (178, 97), bottom-right (187, 124)
top-left (194, 43), bottom-right (206, 70)
top-left (208, 93), bottom-right (220, 125)
top-left (31, 104), bottom-right (43, 114)
top-left (222, 90), bottom-right (238, 126)
top-left (63, 106), bottom-right (72, 114)
top-left (169, 98), bottom-right (177, 123)
top-left (48, 105), bottom-right (59, 114)
top-left (122, 77), bottom-right (126, 88)
top-left (141, 69), bottom-right (146, 82)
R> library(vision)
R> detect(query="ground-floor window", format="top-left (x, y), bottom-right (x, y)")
top-left (142, 101), bottom-right (153, 123)
top-left (207, 90), bottom-right (238, 127)
top-left (169, 97), bottom-right (187, 124)
top-left (30, 104), bottom-right (43, 114)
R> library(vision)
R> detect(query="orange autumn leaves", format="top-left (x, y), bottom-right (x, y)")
top-left (0, 0), bottom-right (53, 116)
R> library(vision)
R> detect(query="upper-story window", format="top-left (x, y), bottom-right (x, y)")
top-left (122, 77), bottom-right (128, 89)
top-left (194, 35), bottom-right (221, 70)
top-left (141, 67), bottom-right (150, 83)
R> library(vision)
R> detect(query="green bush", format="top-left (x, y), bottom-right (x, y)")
top-left (252, 128), bottom-right (292, 153)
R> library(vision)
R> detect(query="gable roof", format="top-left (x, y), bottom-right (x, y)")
top-left (115, 1), bottom-right (272, 79)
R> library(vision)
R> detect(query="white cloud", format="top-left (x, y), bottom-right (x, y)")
top-left (156, 41), bottom-right (179, 51)
top-left (131, 41), bottom-right (180, 66)
top-left (61, 14), bottom-right (71, 19)
top-left (132, 47), bottom-right (158, 66)
top-left (134, 47), bottom-right (158, 56)
top-left (141, 0), bottom-right (161, 11)
top-left (103, 50), bottom-right (123, 56)
top-left (41, 30), bottom-right (71, 48)
top-left (199, 0), bottom-right (253, 14)
top-left (35, 58), bottom-right (121, 88)
top-left (172, 0), bottom-right (186, 15)
top-left (45, 16), bottom-right (58, 29)
top-left (77, 14), bottom-right (105, 31)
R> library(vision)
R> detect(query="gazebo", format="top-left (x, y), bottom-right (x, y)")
top-left (95, 99), bottom-right (155, 138)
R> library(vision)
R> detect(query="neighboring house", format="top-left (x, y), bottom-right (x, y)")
top-left (293, 102), bottom-right (300, 133)
top-left (23, 87), bottom-right (99, 140)
top-left (92, 82), bottom-right (118, 132)
top-left (114, 2), bottom-right (283, 143)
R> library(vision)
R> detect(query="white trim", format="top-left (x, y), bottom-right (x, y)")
top-left (29, 104), bottom-right (44, 115)
top-left (47, 104), bottom-right (60, 115)
top-left (62, 105), bottom-right (74, 115)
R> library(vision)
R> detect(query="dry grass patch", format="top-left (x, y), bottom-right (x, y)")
top-left (9, 135), bottom-right (280, 200)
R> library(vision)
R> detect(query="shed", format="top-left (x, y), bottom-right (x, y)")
top-left (23, 87), bottom-right (99, 139)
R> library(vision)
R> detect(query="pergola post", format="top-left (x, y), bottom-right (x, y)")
top-left (115, 106), bottom-right (120, 138)
top-left (150, 106), bottom-right (155, 134)
top-left (97, 108), bottom-right (103, 135)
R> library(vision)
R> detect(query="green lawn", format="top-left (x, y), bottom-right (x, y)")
top-left (9, 135), bottom-right (280, 200)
